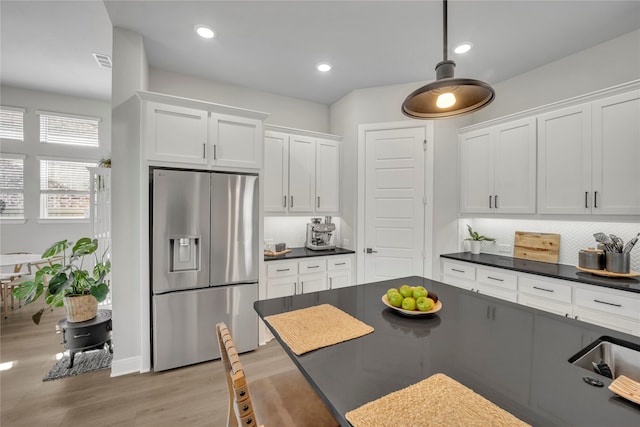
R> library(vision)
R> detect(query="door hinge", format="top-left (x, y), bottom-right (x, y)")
top-left (422, 195), bottom-right (427, 205)
top-left (423, 139), bottom-right (427, 151)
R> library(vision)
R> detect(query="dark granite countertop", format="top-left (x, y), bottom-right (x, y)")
top-left (441, 252), bottom-right (640, 294)
top-left (264, 246), bottom-right (355, 262)
top-left (255, 277), bottom-right (640, 426)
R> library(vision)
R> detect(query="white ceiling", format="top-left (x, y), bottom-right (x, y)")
top-left (2, 1), bottom-right (640, 104)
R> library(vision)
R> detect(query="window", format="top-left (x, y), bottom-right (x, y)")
top-left (40, 159), bottom-right (95, 219)
top-left (0, 156), bottom-right (25, 218)
top-left (0, 106), bottom-right (25, 141)
top-left (39, 111), bottom-right (100, 147)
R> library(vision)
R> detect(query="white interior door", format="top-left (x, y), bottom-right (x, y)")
top-left (363, 126), bottom-right (425, 283)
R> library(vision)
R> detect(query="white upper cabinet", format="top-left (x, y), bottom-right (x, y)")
top-left (141, 92), bottom-right (268, 170)
top-left (288, 135), bottom-right (316, 212)
top-left (209, 113), bottom-right (263, 169)
top-left (264, 126), bottom-right (341, 214)
top-left (315, 139), bottom-right (340, 213)
top-left (591, 90), bottom-right (640, 215)
top-left (460, 117), bottom-right (536, 214)
top-left (539, 89), bottom-right (640, 215)
top-left (537, 104), bottom-right (592, 214)
top-left (145, 101), bottom-right (208, 165)
top-left (264, 131), bottom-right (289, 212)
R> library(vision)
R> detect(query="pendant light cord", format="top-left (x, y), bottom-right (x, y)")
top-left (443, 0), bottom-right (448, 61)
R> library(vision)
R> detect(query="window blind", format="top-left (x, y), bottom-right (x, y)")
top-left (40, 113), bottom-right (99, 147)
top-left (0, 157), bottom-right (24, 217)
top-left (40, 159), bottom-right (95, 218)
top-left (0, 107), bottom-right (25, 141)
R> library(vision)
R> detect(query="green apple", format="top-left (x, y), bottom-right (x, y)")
top-left (416, 296), bottom-right (434, 312)
top-left (386, 288), bottom-right (399, 300)
top-left (388, 292), bottom-right (404, 308)
top-left (399, 285), bottom-right (413, 298)
top-left (401, 296), bottom-right (416, 311)
top-left (412, 286), bottom-right (427, 299)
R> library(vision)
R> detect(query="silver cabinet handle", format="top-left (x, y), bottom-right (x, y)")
top-left (213, 144), bottom-right (217, 160)
top-left (489, 195), bottom-right (492, 209)
top-left (335, 262), bottom-right (346, 266)
top-left (203, 143), bottom-right (206, 159)
top-left (283, 195), bottom-right (287, 208)
top-left (533, 286), bottom-right (554, 293)
top-left (276, 268), bottom-right (290, 272)
top-left (307, 265), bottom-right (320, 269)
top-left (495, 194), bottom-right (498, 209)
top-left (585, 191), bottom-right (589, 208)
top-left (594, 191), bottom-right (598, 208)
top-left (290, 196), bottom-right (293, 207)
top-left (487, 276), bottom-right (504, 282)
top-left (594, 299), bottom-right (621, 308)
top-left (317, 196), bottom-right (320, 208)
top-left (452, 268), bottom-right (465, 273)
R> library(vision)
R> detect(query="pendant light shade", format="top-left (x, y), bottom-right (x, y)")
top-left (402, 0), bottom-right (495, 119)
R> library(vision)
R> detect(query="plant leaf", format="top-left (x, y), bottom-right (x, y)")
top-left (90, 283), bottom-right (109, 302)
top-left (32, 308), bottom-right (45, 325)
top-left (72, 238), bottom-right (98, 256)
top-left (42, 240), bottom-right (69, 258)
top-left (48, 273), bottom-right (69, 295)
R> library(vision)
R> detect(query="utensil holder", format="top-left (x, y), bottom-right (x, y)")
top-left (605, 252), bottom-right (630, 274)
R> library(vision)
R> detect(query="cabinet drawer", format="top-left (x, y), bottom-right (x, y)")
top-left (519, 276), bottom-right (572, 304)
top-left (574, 287), bottom-right (638, 319)
top-left (477, 268), bottom-right (517, 292)
top-left (443, 262), bottom-right (476, 281)
top-left (266, 261), bottom-right (298, 278)
top-left (519, 293), bottom-right (572, 317)
top-left (328, 257), bottom-right (351, 271)
top-left (299, 259), bottom-right (327, 274)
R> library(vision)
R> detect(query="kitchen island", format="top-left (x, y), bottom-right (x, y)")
top-left (254, 276), bottom-right (640, 427)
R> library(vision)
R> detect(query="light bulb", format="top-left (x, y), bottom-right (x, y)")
top-left (436, 93), bottom-right (456, 108)
top-left (195, 25), bottom-right (215, 39)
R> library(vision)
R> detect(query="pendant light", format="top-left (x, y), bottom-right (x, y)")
top-left (402, 0), bottom-right (495, 119)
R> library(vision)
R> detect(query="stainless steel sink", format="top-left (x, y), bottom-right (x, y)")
top-left (569, 336), bottom-right (640, 382)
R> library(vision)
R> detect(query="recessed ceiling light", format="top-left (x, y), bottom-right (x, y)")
top-left (454, 42), bottom-right (473, 54)
top-left (316, 63), bottom-right (332, 72)
top-left (195, 25), bottom-right (215, 39)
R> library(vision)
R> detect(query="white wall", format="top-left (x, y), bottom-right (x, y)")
top-left (149, 68), bottom-right (330, 133)
top-left (0, 85), bottom-right (111, 254)
top-left (111, 27), bottom-right (149, 108)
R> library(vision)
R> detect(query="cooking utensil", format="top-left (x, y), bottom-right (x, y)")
top-left (623, 233), bottom-right (639, 254)
top-left (593, 232), bottom-right (614, 252)
top-left (609, 234), bottom-right (624, 252)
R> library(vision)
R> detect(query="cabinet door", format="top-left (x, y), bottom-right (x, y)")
top-left (266, 276), bottom-right (297, 299)
top-left (328, 270), bottom-right (351, 289)
top-left (538, 104), bottom-right (592, 214)
top-left (592, 90), bottom-right (640, 215)
top-left (315, 139), bottom-right (339, 213)
top-left (299, 273), bottom-right (327, 294)
top-left (264, 131), bottom-right (289, 213)
top-left (493, 118), bottom-right (536, 213)
top-left (459, 128), bottom-right (494, 213)
top-left (145, 101), bottom-right (208, 164)
top-left (209, 113), bottom-right (262, 169)
top-left (288, 135), bottom-right (316, 212)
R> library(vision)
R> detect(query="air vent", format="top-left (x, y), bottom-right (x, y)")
top-left (92, 53), bottom-right (112, 69)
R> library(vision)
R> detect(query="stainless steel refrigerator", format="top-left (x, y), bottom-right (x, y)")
top-left (151, 168), bottom-right (258, 371)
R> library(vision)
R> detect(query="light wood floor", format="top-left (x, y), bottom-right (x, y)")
top-left (1, 300), bottom-right (295, 427)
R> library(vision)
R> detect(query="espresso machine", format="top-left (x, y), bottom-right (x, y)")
top-left (305, 217), bottom-right (336, 250)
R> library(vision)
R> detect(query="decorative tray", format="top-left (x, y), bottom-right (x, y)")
top-left (576, 266), bottom-right (640, 278)
top-left (381, 295), bottom-right (442, 317)
top-left (609, 375), bottom-right (640, 405)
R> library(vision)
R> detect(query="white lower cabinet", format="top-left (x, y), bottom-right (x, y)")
top-left (327, 256), bottom-right (352, 289)
top-left (440, 258), bottom-right (640, 336)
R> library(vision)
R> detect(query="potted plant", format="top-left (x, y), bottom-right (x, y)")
top-left (465, 225), bottom-right (495, 254)
top-left (13, 238), bottom-right (110, 325)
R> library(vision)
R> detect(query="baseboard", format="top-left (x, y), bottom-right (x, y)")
top-left (110, 355), bottom-right (141, 377)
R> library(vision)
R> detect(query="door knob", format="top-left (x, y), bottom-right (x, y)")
top-left (365, 248), bottom-right (378, 254)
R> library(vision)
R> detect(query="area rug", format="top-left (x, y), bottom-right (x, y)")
top-left (42, 349), bottom-right (112, 382)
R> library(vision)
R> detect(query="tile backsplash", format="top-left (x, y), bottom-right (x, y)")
top-left (264, 216), bottom-right (342, 249)
top-left (458, 218), bottom-right (640, 272)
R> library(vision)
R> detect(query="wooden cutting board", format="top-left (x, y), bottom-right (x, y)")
top-left (514, 231), bottom-right (560, 263)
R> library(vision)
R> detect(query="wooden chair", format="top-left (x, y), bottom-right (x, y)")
top-left (1, 252), bottom-right (31, 318)
top-left (215, 322), bottom-right (339, 427)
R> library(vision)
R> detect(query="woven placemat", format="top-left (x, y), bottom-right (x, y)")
top-left (265, 304), bottom-right (374, 355)
top-left (346, 373), bottom-right (531, 427)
